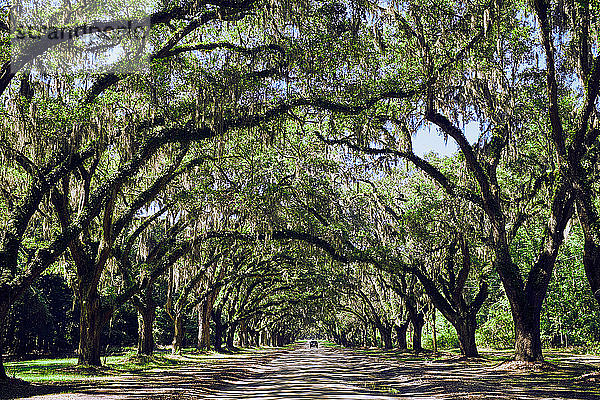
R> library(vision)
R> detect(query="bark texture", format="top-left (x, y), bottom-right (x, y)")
top-left (172, 314), bottom-right (184, 355)
top-left (78, 288), bottom-right (110, 366)
top-left (395, 321), bottom-right (409, 350)
top-left (137, 307), bottom-right (156, 356)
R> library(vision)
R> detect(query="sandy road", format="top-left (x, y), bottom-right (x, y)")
top-left (10, 345), bottom-right (397, 400)
top-left (7, 344), bottom-right (600, 400)
top-left (206, 345), bottom-right (398, 399)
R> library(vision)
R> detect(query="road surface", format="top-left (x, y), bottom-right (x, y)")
top-left (207, 345), bottom-right (397, 399)
top-left (7, 344), bottom-right (599, 400)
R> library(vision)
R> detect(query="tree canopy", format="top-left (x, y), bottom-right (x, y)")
top-left (2, 0), bottom-right (600, 380)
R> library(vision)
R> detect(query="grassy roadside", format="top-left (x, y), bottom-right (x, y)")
top-left (6, 344), bottom-right (600, 385)
top-left (5, 353), bottom-right (178, 383)
top-left (338, 345), bottom-right (600, 368)
top-left (3, 341), bottom-right (336, 384)
top-left (3, 347), bottom-right (264, 383)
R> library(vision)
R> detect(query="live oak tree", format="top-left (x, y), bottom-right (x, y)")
top-left (0, 0), bottom-right (381, 373)
top-left (413, 0), bottom-right (600, 361)
top-left (50, 142), bottom-right (193, 365)
top-left (116, 204), bottom-right (200, 356)
top-left (526, 0), bottom-right (600, 316)
top-left (412, 241), bottom-right (489, 357)
top-left (389, 164), bottom-right (490, 357)
top-left (3, 0), bottom-right (600, 376)
top-left (352, 270), bottom-right (404, 350)
top-left (306, 0), bottom-right (596, 362)
top-left (0, 0), bottom-right (234, 371)
top-left (166, 242), bottom-right (227, 354)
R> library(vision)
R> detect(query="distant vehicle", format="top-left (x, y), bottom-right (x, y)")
top-left (309, 340), bottom-right (318, 348)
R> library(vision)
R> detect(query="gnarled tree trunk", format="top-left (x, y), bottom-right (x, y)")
top-left (197, 298), bottom-right (213, 351)
top-left (137, 306), bottom-right (156, 356)
top-left (134, 286), bottom-right (157, 356)
top-left (212, 310), bottom-right (224, 352)
top-left (455, 316), bottom-right (478, 357)
top-left (500, 252), bottom-right (554, 362)
top-left (379, 325), bottom-right (393, 350)
top-left (411, 313), bottom-right (424, 353)
top-left (78, 288), bottom-right (109, 366)
top-left (172, 313), bottom-right (184, 354)
top-left (512, 302), bottom-right (543, 361)
top-left (394, 321), bottom-right (408, 350)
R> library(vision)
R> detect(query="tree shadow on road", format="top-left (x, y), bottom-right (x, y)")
top-left (4, 346), bottom-right (600, 400)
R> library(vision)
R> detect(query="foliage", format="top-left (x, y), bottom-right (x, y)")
top-left (3, 274), bottom-right (77, 357)
top-left (477, 296), bottom-right (515, 350)
top-left (3, 0), bottom-right (600, 379)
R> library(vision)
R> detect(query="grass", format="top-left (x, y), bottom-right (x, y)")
top-left (318, 341), bottom-right (341, 348)
top-left (4, 346), bottom-right (272, 384)
top-left (5, 357), bottom-right (88, 382)
top-left (6, 344), bottom-right (600, 385)
top-left (5, 350), bottom-right (193, 383)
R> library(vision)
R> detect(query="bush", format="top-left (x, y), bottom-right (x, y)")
top-left (423, 313), bottom-right (460, 350)
top-left (476, 296), bottom-right (514, 349)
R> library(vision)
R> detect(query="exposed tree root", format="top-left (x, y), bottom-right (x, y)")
top-left (492, 360), bottom-right (558, 372)
top-left (575, 371), bottom-right (600, 383)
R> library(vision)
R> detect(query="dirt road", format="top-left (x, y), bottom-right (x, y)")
top-left (8, 344), bottom-right (600, 400)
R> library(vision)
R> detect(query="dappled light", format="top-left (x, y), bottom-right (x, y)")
top-left (4, 345), bottom-right (600, 399)
top-left (2, 0), bottom-right (600, 398)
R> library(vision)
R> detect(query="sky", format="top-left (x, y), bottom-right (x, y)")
top-left (412, 121), bottom-right (481, 157)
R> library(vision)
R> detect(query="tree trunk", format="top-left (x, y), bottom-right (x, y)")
top-left (513, 304), bottom-right (543, 361)
top-left (431, 311), bottom-right (437, 353)
top-left (137, 306), bottom-right (155, 356)
top-left (379, 325), bottom-right (393, 350)
top-left (499, 254), bottom-right (546, 362)
top-left (494, 185), bottom-right (571, 361)
top-left (0, 305), bottom-right (8, 380)
top-left (172, 313), bottom-right (184, 354)
top-left (0, 339), bottom-right (7, 380)
top-left (133, 287), bottom-right (157, 357)
top-left (583, 240), bottom-right (600, 306)
top-left (247, 328), bottom-right (257, 347)
top-left (411, 313), bottom-right (424, 353)
top-left (213, 317), bottom-right (224, 352)
top-left (197, 300), bottom-right (212, 351)
top-left (455, 317), bottom-right (478, 357)
top-left (78, 290), bottom-right (106, 366)
top-left (395, 321), bottom-right (408, 350)
top-left (226, 322), bottom-right (237, 349)
top-left (238, 323), bottom-right (248, 347)
top-left (371, 325), bottom-right (379, 347)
